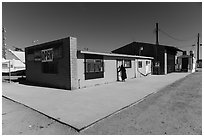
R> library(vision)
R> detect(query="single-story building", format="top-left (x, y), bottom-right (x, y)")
top-left (25, 37), bottom-right (153, 90)
top-left (111, 41), bottom-right (183, 75)
top-left (176, 51), bottom-right (196, 73)
top-left (2, 49), bottom-right (25, 75)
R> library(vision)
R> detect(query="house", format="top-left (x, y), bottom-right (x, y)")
top-left (25, 37), bottom-right (153, 90)
top-left (2, 49), bottom-right (25, 75)
top-left (111, 41), bottom-right (183, 75)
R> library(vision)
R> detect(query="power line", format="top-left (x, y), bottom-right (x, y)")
top-left (157, 28), bottom-right (197, 42)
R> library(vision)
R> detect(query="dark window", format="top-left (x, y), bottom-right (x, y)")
top-left (138, 61), bottom-right (142, 68)
top-left (146, 61), bottom-right (150, 65)
top-left (84, 54), bottom-right (104, 80)
top-left (86, 59), bottom-right (104, 73)
top-left (42, 61), bottom-right (58, 74)
top-left (124, 60), bottom-right (131, 68)
top-left (2, 63), bottom-right (8, 68)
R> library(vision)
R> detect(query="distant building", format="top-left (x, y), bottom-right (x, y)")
top-left (2, 49), bottom-right (25, 75)
top-left (25, 37), bottom-right (153, 90)
top-left (176, 51), bottom-right (196, 72)
top-left (197, 59), bottom-right (202, 68)
top-left (111, 42), bottom-right (183, 75)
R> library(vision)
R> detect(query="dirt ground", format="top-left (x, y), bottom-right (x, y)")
top-left (2, 71), bottom-right (202, 135)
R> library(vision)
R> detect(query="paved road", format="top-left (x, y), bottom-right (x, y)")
top-left (2, 71), bottom-right (201, 134)
top-left (81, 71), bottom-right (202, 134)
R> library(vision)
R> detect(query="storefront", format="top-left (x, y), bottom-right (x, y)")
top-left (25, 37), bottom-right (153, 90)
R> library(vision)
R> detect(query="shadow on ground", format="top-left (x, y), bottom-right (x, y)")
top-left (3, 77), bottom-right (67, 90)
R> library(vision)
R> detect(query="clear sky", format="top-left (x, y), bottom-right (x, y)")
top-left (2, 2), bottom-right (202, 58)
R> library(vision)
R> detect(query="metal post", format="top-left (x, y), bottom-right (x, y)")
top-left (2, 27), bottom-right (6, 59)
top-left (9, 60), bottom-right (11, 83)
top-left (156, 23), bottom-right (159, 45)
top-left (155, 23), bottom-right (159, 74)
top-left (197, 33), bottom-right (200, 62)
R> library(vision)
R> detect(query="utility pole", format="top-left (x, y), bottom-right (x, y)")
top-left (197, 33), bottom-right (200, 62)
top-left (154, 23), bottom-right (159, 74)
top-left (155, 23), bottom-right (159, 60)
top-left (2, 27), bottom-right (6, 59)
top-left (156, 23), bottom-right (159, 45)
top-left (9, 60), bottom-right (11, 83)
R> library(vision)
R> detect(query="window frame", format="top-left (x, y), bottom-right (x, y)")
top-left (138, 61), bottom-right (143, 68)
top-left (146, 60), bottom-right (150, 66)
top-left (124, 60), bottom-right (132, 68)
top-left (84, 54), bottom-right (104, 80)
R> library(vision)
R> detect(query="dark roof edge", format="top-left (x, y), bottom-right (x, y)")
top-left (112, 41), bottom-right (183, 52)
top-left (25, 37), bottom-right (75, 49)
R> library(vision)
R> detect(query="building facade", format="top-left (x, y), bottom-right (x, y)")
top-left (25, 37), bottom-right (153, 90)
top-left (111, 42), bottom-right (183, 75)
top-left (77, 50), bottom-right (153, 89)
top-left (176, 51), bottom-right (196, 73)
top-left (2, 49), bottom-right (25, 75)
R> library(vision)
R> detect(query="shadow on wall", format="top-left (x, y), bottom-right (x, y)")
top-left (2, 70), bottom-right (25, 76)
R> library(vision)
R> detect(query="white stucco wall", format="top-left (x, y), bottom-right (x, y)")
top-left (125, 60), bottom-right (135, 79)
top-left (136, 59), bottom-right (152, 78)
top-left (77, 55), bottom-right (119, 89)
top-left (77, 53), bottom-right (152, 89)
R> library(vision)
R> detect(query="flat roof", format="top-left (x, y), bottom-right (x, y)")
top-left (80, 50), bottom-right (154, 59)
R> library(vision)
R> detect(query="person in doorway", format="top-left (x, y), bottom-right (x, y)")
top-left (118, 65), bottom-right (127, 82)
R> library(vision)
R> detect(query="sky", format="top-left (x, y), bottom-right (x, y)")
top-left (2, 2), bottom-right (202, 58)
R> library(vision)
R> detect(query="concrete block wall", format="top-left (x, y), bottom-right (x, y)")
top-left (25, 37), bottom-right (77, 90)
top-left (69, 37), bottom-right (78, 90)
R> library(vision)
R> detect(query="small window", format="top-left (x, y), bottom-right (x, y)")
top-left (138, 61), bottom-right (142, 68)
top-left (146, 61), bottom-right (150, 65)
top-left (2, 63), bottom-right (8, 68)
top-left (42, 61), bottom-right (58, 74)
top-left (124, 60), bottom-right (131, 68)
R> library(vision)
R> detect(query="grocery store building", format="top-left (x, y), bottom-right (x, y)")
top-left (25, 37), bottom-right (153, 90)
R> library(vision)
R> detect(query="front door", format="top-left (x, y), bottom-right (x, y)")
top-left (117, 59), bottom-right (123, 81)
top-left (182, 58), bottom-right (188, 72)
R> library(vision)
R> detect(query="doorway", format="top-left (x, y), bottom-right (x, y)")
top-left (116, 59), bottom-right (123, 81)
top-left (182, 58), bottom-right (188, 72)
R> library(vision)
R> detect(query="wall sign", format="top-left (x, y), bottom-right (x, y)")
top-left (41, 48), bottom-right (53, 62)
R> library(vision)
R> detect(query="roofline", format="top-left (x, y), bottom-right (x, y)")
top-left (8, 49), bottom-right (25, 64)
top-left (25, 36), bottom-right (75, 49)
top-left (80, 50), bottom-right (154, 59)
top-left (111, 41), bottom-right (183, 52)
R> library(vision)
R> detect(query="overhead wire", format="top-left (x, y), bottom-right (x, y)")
top-left (152, 27), bottom-right (198, 50)
top-left (158, 28), bottom-right (197, 42)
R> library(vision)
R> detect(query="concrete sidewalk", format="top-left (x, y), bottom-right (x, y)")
top-left (2, 72), bottom-right (189, 130)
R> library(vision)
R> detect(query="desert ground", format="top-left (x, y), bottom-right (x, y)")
top-left (2, 71), bottom-right (202, 135)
